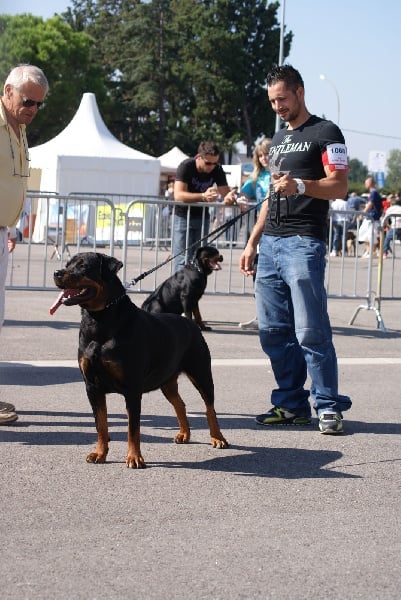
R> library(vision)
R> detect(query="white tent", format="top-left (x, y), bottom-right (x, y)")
top-left (158, 146), bottom-right (188, 174)
top-left (29, 92), bottom-right (160, 195)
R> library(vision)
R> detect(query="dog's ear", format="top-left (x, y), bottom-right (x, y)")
top-left (195, 247), bottom-right (205, 261)
top-left (206, 247), bottom-right (223, 263)
top-left (98, 253), bottom-right (123, 277)
top-left (196, 246), bottom-right (219, 261)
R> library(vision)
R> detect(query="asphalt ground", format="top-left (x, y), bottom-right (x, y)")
top-left (1, 285), bottom-right (401, 599)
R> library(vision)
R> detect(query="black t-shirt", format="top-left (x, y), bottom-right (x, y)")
top-left (175, 157), bottom-right (228, 218)
top-left (264, 115), bottom-right (348, 241)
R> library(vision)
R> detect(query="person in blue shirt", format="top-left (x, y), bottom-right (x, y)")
top-left (241, 138), bottom-right (271, 206)
top-left (239, 138), bottom-right (271, 329)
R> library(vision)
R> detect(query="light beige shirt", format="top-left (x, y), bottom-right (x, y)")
top-left (0, 100), bottom-right (29, 227)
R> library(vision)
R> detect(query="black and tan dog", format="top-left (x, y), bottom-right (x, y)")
top-left (141, 245), bottom-right (223, 331)
top-left (50, 252), bottom-right (227, 469)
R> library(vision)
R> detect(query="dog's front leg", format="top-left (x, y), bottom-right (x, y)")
top-left (86, 392), bottom-right (109, 464)
top-left (126, 399), bottom-right (145, 469)
top-left (191, 304), bottom-right (211, 331)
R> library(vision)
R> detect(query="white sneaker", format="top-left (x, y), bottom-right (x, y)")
top-left (329, 251), bottom-right (337, 257)
top-left (0, 411), bottom-right (18, 425)
top-left (239, 317), bottom-right (258, 330)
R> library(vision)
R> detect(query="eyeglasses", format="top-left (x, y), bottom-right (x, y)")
top-left (21, 97), bottom-right (43, 109)
top-left (203, 157), bottom-right (219, 166)
top-left (6, 125), bottom-right (31, 178)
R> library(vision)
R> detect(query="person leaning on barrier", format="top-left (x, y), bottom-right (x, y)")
top-left (172, 141), bottom-right (237, 273)
top-left (239, 64), bottom-right (351, 435)
top-left (0, 64), bottom-right (49, 425)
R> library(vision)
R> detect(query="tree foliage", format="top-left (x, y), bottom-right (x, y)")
top-left (348, 158), bottom-right (368, 186)
top-left (60, 0), bottom-right (292, 157)
top-left (1, 1), bottom-right (292, 157)
top-left (385, 149), bottom-right (401, 192)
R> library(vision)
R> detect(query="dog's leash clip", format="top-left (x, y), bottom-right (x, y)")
top-left (125, 271), bottom-right (148, 289)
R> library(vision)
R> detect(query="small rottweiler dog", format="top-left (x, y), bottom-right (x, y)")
top-left (50, 252), bottom-right (227, 469)
top-left (141, 245), bottom-right (223, 331)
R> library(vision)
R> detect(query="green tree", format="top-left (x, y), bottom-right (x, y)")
top-left (161, 0), bottom-right (292, 156)
top-left (0, 13), bottom-right (108, 145)
top-left (1, 2), bottom-right (291, 157)
top-left (348, 157), bottom-right (368, 186)
top-left (61, 0), bottom-right (291, 157)
top-left (62, 0), bottom-right (172, 152)
top-left (385, 149), bottom-right (401, 191)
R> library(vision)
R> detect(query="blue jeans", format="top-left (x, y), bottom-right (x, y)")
top-left (383, 227), bottom-right (401, 254)
top-left (255, 234), bottom-right (351, 417)
top-left (172, 213), bottom-right (210, 273)
top-left (332, 222), bottom-right (347, 253)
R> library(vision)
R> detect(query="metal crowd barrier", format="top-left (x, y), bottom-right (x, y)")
top-left (6, 194), bottom-right (400, 331)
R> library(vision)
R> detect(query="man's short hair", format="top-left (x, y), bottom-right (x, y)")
top-left (266, 64), bottom-right (304, 93)
top-left (197, 141), bottom-right (220, 157)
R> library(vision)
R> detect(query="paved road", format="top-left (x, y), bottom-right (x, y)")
top-left (1, 288), bottom-right (400, 599)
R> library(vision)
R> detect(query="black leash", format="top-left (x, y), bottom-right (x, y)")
top-left (127, 201), bottom-right (260, 288)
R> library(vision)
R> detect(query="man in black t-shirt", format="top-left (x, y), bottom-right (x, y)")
top-left (240, 65), bottom-right (351, 434)
top-left (172, 141), bottom-right (236, 272)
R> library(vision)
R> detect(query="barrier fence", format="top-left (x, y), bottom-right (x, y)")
top-left (6, 192), bottom-right (401, 331)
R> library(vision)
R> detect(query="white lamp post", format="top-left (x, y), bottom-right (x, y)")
top-left (319, 74), bottom-right (340, 126)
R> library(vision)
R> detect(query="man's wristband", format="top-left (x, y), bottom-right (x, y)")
top-left (201, 192), bottom-right (206, 201)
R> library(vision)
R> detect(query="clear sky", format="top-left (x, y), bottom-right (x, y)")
top-left (2, 0), bottom-right (400, 169)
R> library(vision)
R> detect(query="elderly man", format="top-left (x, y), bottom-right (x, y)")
top-left (0, 64), bottom-right (49, 424)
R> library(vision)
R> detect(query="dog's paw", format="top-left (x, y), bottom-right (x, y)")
top-left (86, 451), bottom-right (107, 464)
top-left (211, 436), bottom-right (229, 449)
top-left (126, 454), bottom-right (146, 469)
top-left (174, 431), bottom-right (190, 444)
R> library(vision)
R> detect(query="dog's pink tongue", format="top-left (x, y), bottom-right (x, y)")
top-left (49, 288), bottom-right (80, 315)
top-left (49, 291), bottom-right (65, 315)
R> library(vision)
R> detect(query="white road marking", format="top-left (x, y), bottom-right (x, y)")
top-left (0, 358), bottom-right (400, 368)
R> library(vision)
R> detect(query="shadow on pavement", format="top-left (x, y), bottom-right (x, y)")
top-left (0, 365), bottom-right (82, 384)
top-left (4, 319), bottom-right (79, 330)
top-left (2, 410), bottom-right (400, 478)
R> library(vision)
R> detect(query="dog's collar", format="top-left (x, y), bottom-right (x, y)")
top-left (104, 292), bottom-right (127, 309)
top-left (189, 260), bottom-right (202, 274)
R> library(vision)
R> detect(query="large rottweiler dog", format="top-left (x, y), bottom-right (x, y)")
top-left (50, 252), bottom-right (227, 469)
top-left (141, 246), bottom-right (223, 331)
